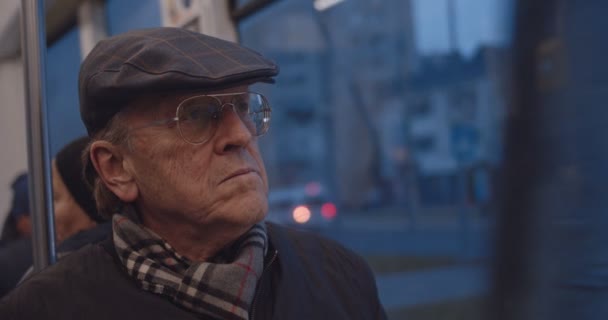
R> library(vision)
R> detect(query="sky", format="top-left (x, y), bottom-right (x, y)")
top-left (412, 0), bottom-right (514, 57)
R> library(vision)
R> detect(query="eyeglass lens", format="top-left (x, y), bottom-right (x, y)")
top-left (176, 92), bottom-right (271, 144)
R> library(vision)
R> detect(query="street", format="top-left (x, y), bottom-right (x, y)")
top-left (315, 208), bottom-right (494, 318)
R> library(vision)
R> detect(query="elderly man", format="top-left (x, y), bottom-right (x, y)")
top-left (0, 28), bottom-right (386, 319)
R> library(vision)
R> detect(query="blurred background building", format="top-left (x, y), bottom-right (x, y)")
top-left (240, 0), bottom-right (508, 212)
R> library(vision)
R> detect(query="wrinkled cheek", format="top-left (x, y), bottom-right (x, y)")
top-left (178, 152), bottom-right (212, 186)
top-left (139, 148), bottom-right (185, 189)
top-left (250, 153), bottom-right (269, 192)
top-left (174, 163), bottom-right (207, 191)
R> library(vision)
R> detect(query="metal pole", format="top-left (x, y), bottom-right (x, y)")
top-left (20, 0), bottom-right (56, 270)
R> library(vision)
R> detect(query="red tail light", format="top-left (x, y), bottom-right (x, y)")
top-left (321, 203), bottom-right (337, 220)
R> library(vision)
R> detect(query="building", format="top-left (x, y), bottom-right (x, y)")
top-left (405, 48), bottom-right (507, 206)
top-left (240, 0), bottom-right (418, 208)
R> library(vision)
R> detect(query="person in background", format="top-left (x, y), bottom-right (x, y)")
top-left (48, 137), bottom-right (111, 254)
top-left (0, 173), bottom-right (31, 244)
top-left (0, 137), bottom-right (109, 298)
top-left (0, 174), bottom-right (32, 297)
top-left (51, 136), bottom-right (106, 244)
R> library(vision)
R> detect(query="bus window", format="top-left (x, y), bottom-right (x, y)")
top-left (238, 0), bottom-right (514, 318)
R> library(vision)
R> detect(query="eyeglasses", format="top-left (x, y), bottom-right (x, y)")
top-left (129, 91), bottom-right (272, 145)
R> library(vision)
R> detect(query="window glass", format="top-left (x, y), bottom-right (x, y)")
top-left (239, 0), bottom-right (514, 318)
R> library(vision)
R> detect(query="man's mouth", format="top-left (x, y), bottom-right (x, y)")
top-left (219, 168), bottom-right (258, 184)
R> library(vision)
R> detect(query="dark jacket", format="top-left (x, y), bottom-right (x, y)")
top-left (0, 222), bottom-right (112, 299)
top-left (0, 238), bottom-right (32, 298)
top-left (56, 222), bottom-right (112, 253)
top-left (0, 223), bottom-right (386, 319)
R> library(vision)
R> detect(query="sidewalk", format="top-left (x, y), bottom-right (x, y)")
top-left (375, 265), bottom-right (489, 310)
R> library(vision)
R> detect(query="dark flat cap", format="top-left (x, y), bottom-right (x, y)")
top-left (79, 27), bottom-right (279, 136)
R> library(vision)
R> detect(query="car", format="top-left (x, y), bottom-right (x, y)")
top-left (266, 182), bottom-right (338, 229)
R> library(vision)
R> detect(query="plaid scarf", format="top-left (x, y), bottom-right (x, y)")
top-left (112, 213), bottom-right (267, 320)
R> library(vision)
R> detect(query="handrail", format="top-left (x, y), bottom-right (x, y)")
top-left (20, 0), bottom-right (56, 271)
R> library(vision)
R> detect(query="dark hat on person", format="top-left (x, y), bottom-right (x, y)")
top-left (8, 173), bottom-right (29, 218)
top-left (55, 137), bottom-right (105, 223)
top-left (79, 27), bottom-right (279, 136)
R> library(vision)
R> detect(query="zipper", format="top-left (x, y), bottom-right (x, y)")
top-left (250, 249), bottom-right (278, 320)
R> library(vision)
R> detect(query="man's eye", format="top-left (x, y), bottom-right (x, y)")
top-left (185, 107), bottom-right (208, 120)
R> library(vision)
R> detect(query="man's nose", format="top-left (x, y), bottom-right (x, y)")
top-left (212, 104), bottom-right (253, 154)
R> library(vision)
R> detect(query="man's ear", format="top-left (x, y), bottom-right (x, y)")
top-left (89, 141), bottom-right (138, 202)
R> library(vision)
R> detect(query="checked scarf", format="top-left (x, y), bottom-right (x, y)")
top-left (112, 213), bottom-right (268, 320)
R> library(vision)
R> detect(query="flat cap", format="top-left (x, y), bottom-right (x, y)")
top-left (79, 27), bottom-right (279, 136)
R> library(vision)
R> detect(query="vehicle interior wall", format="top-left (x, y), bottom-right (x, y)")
top-left (0, 0), bottom-right (21, 59)
top-left (0, 58), bottom-right (28, 232)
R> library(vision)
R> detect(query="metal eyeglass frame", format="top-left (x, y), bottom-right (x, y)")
top-left (127, 91), bottom-right (272, 145)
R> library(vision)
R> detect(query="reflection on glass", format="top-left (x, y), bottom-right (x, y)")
top-left (239, 0), bottom-right (513, 319)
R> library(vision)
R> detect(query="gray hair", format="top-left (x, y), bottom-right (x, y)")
top-left (82, 112), bottom-right (130, 218)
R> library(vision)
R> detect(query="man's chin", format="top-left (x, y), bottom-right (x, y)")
top-left (215, 192), bottom-right (268, 226)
